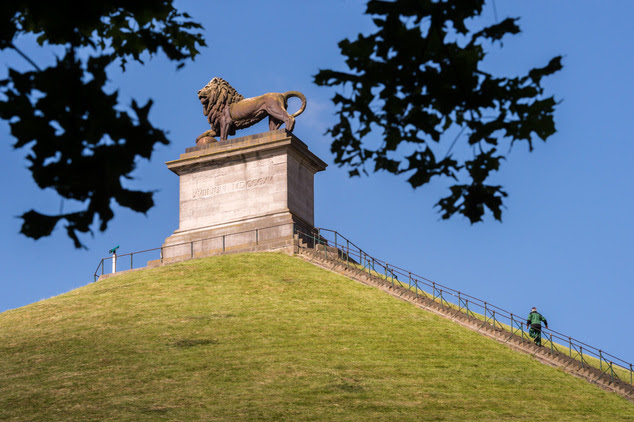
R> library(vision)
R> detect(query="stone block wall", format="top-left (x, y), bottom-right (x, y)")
top-left (161, 130), bottom-right (326, 260)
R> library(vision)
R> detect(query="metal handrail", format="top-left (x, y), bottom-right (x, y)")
top-left (93, 222), bottom-right (294, 282)
top-left (90, 223), bottom-right (633, 388)
top-left (307, 227), bottom-right (633, 387)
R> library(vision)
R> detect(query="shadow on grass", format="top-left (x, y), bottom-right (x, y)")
top-left (172, 339), bottom-right (218, 348)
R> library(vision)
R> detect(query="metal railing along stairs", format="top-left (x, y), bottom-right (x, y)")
top-left (91, 224), bottom-right (633, 397)
top-left (297, 227), bottom-right (633, 396)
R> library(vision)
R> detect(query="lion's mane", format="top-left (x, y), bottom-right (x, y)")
top-left (197, 77), bottom-right (245, 136)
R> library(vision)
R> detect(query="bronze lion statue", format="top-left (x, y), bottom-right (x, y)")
top-left (196, 77), bottom-right (307, 143)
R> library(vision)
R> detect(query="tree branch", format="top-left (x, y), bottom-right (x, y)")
top-left (9, 43), bottom-right (42, 71)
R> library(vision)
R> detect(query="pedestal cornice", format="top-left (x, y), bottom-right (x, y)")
top-left (166, 129), bottom-right (327, 176)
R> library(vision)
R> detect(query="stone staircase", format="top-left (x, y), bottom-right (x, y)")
top-left (295, 245), bottom-right (634, 402)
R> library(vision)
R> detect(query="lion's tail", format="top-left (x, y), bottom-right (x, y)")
top-left (283, 91), bottom-right (307, 117)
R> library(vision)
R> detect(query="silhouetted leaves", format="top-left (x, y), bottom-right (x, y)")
top-left (0, 2), bottom-right (205, 247)
top-left (315, 0), bottom-right (562, 222)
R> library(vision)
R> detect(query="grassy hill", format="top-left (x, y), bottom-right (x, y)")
top-left (1, 253), bottom-right (633, 421)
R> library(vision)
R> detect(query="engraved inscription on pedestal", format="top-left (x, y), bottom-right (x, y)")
top-left (191, 176), bottom-right (273, 199)
top-left (178, 152), bottom-right (284, 231)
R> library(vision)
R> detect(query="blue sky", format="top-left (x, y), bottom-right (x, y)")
top-left (1, 1), bottom-right (633, 363)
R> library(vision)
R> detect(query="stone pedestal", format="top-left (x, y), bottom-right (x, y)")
top-left (161, 130), bottom-right (327, 261)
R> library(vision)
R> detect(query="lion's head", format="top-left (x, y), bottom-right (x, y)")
top-left (197, 77), bottom-right (244, 137)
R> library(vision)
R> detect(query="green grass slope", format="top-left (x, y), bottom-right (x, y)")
top-left (1, 253), bottom-right (632, 421)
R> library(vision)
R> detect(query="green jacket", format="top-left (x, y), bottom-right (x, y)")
top-left (527, 311), bottom-right (548, 327)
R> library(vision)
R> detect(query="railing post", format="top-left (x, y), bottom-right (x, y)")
top-left (335, 232), bottom-right (338, 252)
top-left (484, 302), bottom-right (488, 323)
top-left (222, 235), bottom-right (226, 252)
top-left (101, 259), bottom-right (104, 276)
top-left (569, 337), bottom-right (572, 357)
top-left (256, 229), bottom-right (259, 245)
top-left (630, 363), bottom-right (632, 386)
top-left (410, 273), bottom-right (415, 298)
top-left (510, 314), bottom-right (514, 333)
top-left (599, 351), bottom-right (603, 372)
top-left (492, 310), bottom-right (496, 329)
top-left (346, 240), bottom-right (350, 269)
top-left (160, 247), bottom-right (163, 264)
top-left (465, 299), bottom-right (470, 318)
top-left (610, 361), bottom-right (615, 383)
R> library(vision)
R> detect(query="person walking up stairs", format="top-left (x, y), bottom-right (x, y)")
top-left (526, 307), bottom-right (548, 346)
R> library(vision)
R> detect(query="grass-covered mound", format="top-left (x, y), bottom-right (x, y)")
top-left (1, 253), bottom-right (632, 421)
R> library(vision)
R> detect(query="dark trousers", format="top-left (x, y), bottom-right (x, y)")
top-left (529, 324), bottom-right (542, 345)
